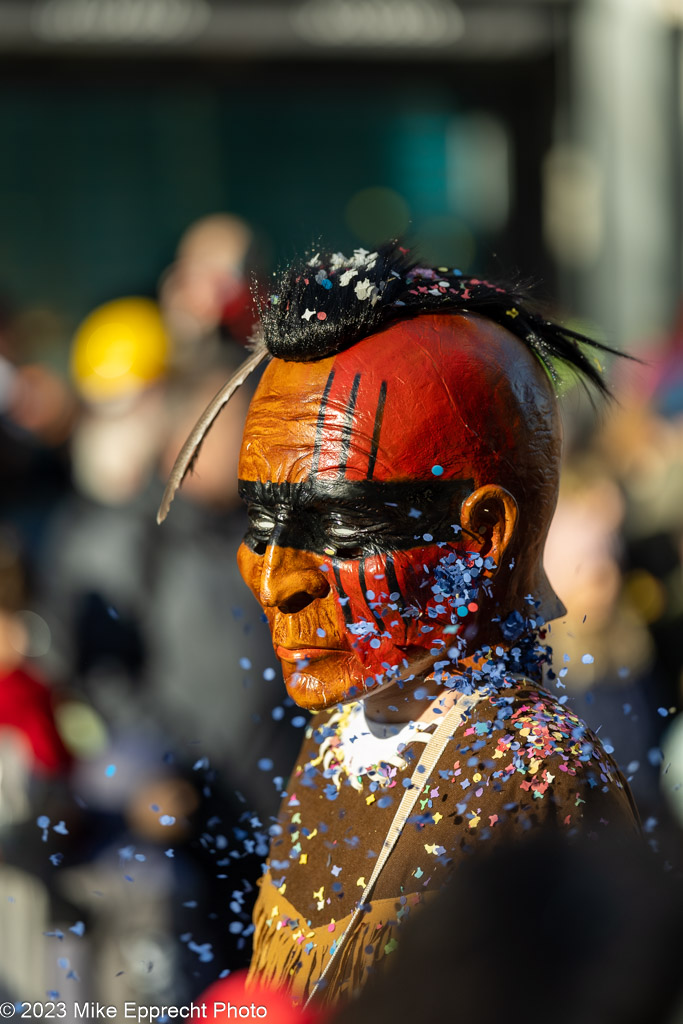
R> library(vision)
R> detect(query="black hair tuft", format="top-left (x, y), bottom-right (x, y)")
top-left (257, 241), bottom-right (619, 395)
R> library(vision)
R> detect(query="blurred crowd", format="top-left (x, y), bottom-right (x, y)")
top-left (0, 213), bottom-right (300, 1008)
top-left (0, 210), bottom-right (681, 1011)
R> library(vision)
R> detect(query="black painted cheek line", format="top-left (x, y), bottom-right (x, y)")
top-left (331, 559), bottom-right (353, 626)
top-left (384, 553), bottom-right (409, 643)
top-left (366, 380), bottom-right (387, 481)
top-left (358, 558), bottom-right (386, 634)
top-left (310, 368), bottom-right (336, 477)
top-left (385, 553), bottom-right (402, 607)
top-left (338, 372), bottom-right (361, 478)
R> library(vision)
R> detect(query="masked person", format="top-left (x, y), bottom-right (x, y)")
top-left (158, 244), bottom-right (640, 1010)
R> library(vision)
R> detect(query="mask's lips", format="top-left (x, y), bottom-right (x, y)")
top-left (276, 644), bottom-right (352, 663)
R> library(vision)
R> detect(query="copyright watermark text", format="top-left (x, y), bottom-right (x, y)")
top-left (2, 1002), bottom-right (268, 1021)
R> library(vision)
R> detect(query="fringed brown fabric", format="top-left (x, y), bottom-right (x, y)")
top-left (247, 871), bottom-right (433, 1007)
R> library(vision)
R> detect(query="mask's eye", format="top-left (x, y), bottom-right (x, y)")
top-left (323, 516), bottom-right (368, 560)
top-left (246, 506), bottom-right (277, 555)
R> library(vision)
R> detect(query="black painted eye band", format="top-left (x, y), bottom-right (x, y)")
top-left (238, 478), bottom-right (473, 555)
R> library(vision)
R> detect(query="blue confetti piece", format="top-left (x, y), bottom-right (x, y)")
top-left (292, 716), bottom-right (306, 728)
top-left (581, 653), bottom-right (594, 665)
top-left (49, 853), bottom-right (63, 866)
top-left (57, 957), bottom-right (69, 969)
top-left (263, 667), bottom-right (276, 680)
top-left (239, 657), bottom-right (252, 670)
top-left (648, 748), bottom-right (663, 767)
top-left (657, 707), bottom-right (669, 718)
top-left (272, 707), bottom-right (285, 721)
top-left (258, 758), bottom-right (274, 772)
top-left (431, 465), bottom-right (444, 476)
top-left (69, 921), bottom-right (85, 937)
top-left (105, 764), bottom-right (116, 778)
top-left (219, 969), bottom-right (231, 979)
top-left (159, 815), bottom-right (176, 826)
top-left (37, 815), bottom-right (50, 829)
top-left (53, 821), bottom-right (68, 835)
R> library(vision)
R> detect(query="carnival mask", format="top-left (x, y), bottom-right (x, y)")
top-left (236, 313), bottom-right (558, 711)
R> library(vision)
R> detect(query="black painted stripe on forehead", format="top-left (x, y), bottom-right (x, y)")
top-left (310, 367), bottom-right (335, 476)
top-left (338, 372), bottom-right (361, 477)
top-left (238, 477), bottom-right (472, 509)
top-left (367, 380), bottom-right (387, 481)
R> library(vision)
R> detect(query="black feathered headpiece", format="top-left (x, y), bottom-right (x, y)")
top-left (158, 241), bottom-right (618, 523)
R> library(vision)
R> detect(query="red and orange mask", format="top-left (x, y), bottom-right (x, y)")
top-left (237, 312), bottom-right (560, 711)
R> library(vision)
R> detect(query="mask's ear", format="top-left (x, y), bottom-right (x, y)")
top-left (156, 340), bottom-right (269, 524)
top-left (460, 485), bottom-right (518, 567)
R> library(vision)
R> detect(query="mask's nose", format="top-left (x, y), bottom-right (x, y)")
top-left (259, 539), bottom-right (331, 614)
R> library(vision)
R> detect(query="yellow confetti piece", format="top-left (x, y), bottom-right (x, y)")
top-left (356, 876), bottom-right (366, 887)
top-left (291, 812), bottom-right (302, 824)
top-left (313, 886), bottom-right (324, 901)
top-left (306, 828), bottom-right (318, 841)
top-left (473, 772), bottom-right (482, 783)
top-left (506, 307), bottom-right (519, 318)
top-left (432, 812), bottom-right (443, 824)
top-left (366, 793), bottom-right (376, 805)
top-left (277, 882), bottom-right (287, 895)
top-left (299, 853), bottom-right (308, 865)
top-left (528, 759), bottom-right (540, 776)
top-left (469, 814), bottom-right (481, 829)
top-left (424, 843), bottom-right (438, 855)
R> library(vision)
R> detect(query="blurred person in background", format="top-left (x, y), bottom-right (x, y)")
top-left (544, 310), bottom-right (683, 840)
top-left (0, 293), bottom-right (76, 568)
top-left (0, 532), bottom-right (77, 1004)
top-left (35, 218), bottom-right (298, 1004)
top-left (159, 213), bottom-right (266, 370)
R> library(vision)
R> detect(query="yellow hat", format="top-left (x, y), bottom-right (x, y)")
top-left (71, 297), bottom-right (169, 402)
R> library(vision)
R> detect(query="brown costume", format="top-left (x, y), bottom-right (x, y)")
top-left (248, 681), bottom-right (637, 1006)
